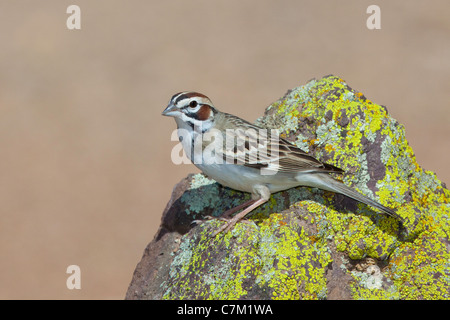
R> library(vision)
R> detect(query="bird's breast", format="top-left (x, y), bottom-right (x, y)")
top-left (195, 162), bottom-right (301, 195)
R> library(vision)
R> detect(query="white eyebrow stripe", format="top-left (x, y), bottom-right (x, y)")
top-left (171, 92), bottom-right (189, 103)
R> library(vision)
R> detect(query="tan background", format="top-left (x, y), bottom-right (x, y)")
top-left (0, 1), bottom-right (449, 299)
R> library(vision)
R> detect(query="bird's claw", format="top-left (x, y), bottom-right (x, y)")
top-left (191, 214), bottom-right (251, 237)
top-left (190, 215), bottom-right (228, 227)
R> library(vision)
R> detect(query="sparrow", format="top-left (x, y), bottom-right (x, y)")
top-left (162, 92), bottom-right (403, 236)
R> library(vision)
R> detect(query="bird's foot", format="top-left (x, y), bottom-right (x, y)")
top-left (191, 214), bottom-right (251, 236)
top-left (192, 198), bottom-right (268, 237)
top-left (191, 215), bottom-right (228, 227)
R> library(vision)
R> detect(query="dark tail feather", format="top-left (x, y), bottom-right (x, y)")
top-left (314, 174), bottom-right (404, 223)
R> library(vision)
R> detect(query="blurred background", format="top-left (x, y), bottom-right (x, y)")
top-left (0, 0), bottom-right (449, 299)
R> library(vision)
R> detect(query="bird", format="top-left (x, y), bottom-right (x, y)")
top-left (162, 91), bottom-right (404, 236)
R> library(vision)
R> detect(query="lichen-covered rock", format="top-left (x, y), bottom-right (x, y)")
top-left (126, 75), bottom-right (450, 300)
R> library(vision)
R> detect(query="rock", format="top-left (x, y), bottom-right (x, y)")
top-left (125, 75), bottom-right (450, 300)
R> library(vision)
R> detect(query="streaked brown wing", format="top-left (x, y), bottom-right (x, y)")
top-left (274, 137), bottom-right (344, 174)
top-left (219, 113), bottom-right (343, 174)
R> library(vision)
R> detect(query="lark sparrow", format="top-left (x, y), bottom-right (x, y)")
top-left (162, 92), bottom-right (403, 236)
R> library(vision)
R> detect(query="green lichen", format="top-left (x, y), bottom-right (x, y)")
top-left (163, 75), bottom-right (450, 300)
top-left (256, 213), bottom-right (331, 299)
top-left (180, 174), bottom-right (219, 216)
top-left (350, 270), bottom-right (401, 300)
top-left (180, 173), bottom-right (249, 218)
top-left (162, 211), bottom-right (331, 300)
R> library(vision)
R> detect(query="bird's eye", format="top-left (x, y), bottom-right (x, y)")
top-left (189, 101), bottom-right (198, 108)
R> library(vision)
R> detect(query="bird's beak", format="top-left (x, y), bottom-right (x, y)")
top-left (162, 103), bottom-right (180, 117)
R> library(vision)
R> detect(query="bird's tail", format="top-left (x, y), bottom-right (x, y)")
top-left (297, 173), bottom-right (404, 223)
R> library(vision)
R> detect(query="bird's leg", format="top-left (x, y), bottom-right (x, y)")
top-left (211, 197), bottom-right (267, 237)
top-left (190, 199), bottom-right (257, 227)
top-left (221, 199), bottom-right (258, 218)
